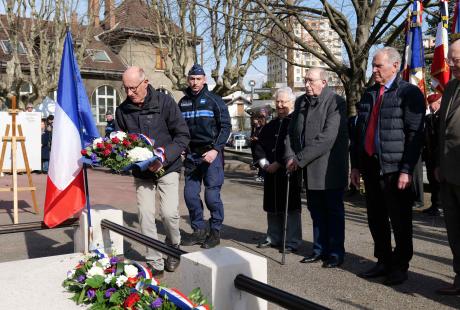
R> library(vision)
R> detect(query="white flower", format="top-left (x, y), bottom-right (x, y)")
top-left (67, 269), bottom-right (75, 279)
top-left (98, 257), bottom-right (111, 269)
top-left (116, 275), bottom-right (128, 287)
top-left (105, 274), bottom-right (114, 284)
top-left (127, 147), bottom-right (153, 162)
top-left (92, 137), bottom-right (103, 148)
top-left (110, 131), bottom-right (127, 141)
top-left (87, 266), bottom-right (105, 278)
top-left (124, 264), bottom-right (139, 278)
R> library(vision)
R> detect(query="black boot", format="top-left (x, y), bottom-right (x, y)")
top-left (201, 229), bottom-right (220, 249)
top-left (181, 229), bottom-right (207, 246)
top-left (165, 244), bottom-right (181, 272)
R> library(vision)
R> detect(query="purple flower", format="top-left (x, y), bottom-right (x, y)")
top-left (150, 297), bottom-right (163, 309)
top-left (90, 153), bottom-right (97, 161)
top-left (77, 275), bottom-right (86, 283)
top-left (105, 288), bottom-right (116, 298)
top-left (110, 257), bottom-right (119, 264)
top-left (87, 289), bottom-right (96, 300)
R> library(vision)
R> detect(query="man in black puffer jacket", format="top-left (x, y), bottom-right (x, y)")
top-left (351, 47), bottom-right (425, 286)
top-left (115, 66), bottom-right (190, 276)
top-left (179, 64), bottom-right (231, 249)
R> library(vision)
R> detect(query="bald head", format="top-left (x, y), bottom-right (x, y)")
top-left (448, 40), bottom-right (460, 80)
top-left (122, 66), bottom-right (149, 105)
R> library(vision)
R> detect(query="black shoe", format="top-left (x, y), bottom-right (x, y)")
top-left (279, 246), bottom-right (298, 254)
top-left (383, 270), bottom-right (408, 286)
top-left (164, 245), bottom-right (180, 272)
top-left (300, 253), bottom-right (323, 263)
top-left (201, 229), bottom-right (220, 249)
top-left (146, 262), bottom-right (164, 278)
top-left (322, 256), bottom-right (343, 268)
top-left (257, 240), bottom-right (277, 249)
top-left (357, 263), bottom-right (389, 278)
top-left (422, 207), bottom-right (440, 216)
top-left (181, 229), bottom-right (207, 246)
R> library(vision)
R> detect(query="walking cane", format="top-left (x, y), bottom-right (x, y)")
top-left (281, 172), bottom-right (290, 265)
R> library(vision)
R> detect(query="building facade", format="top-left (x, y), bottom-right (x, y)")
top-left (267, 16), bottom-right (343, 93)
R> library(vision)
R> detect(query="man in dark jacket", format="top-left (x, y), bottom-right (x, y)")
top-left (286, 67), bottom-right (349, 268)
top-left (115, 66), bottom-right (190, 276)
top-left (350, 47), bottom-right (425, 285)
top-left (104, 110), bottom-right (115, 138)
top-left (179, 64), bottom-right (231, 249)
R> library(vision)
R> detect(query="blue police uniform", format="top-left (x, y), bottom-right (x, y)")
top-left (179, 83), bottom-right (231, 232)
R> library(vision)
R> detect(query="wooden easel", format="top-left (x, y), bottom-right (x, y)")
top-left (0, 96), bottom-right (38, 224)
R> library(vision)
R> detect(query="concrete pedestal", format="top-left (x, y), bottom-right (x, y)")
top-left (74, 204), bottom-right (123, 255)
top-left (0, 253), bottom-right (84, 309)
top-left (180, 247), bottom-right (267, 310)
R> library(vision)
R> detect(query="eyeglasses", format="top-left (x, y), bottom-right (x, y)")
top-left (304, 78), bottom-right (322, 84)
top-left (275, 100), bottom-right (291, 104)
top-left (446, 57), bottom-right (460, 66)
top-left (124, 79), bottom-right (145, 93)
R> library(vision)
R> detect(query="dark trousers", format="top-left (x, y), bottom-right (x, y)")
top-left (425, 158), bottom-right (441, 208)
top-left (362, 155), bottom-right (414, 272)
top-left (306, 189), bottom-right (345, 259)
top-left (184, 153), bottom-right (224, 231)
top-left (412, 156), bottom-right (424, 207)
top-left (440, 182), bottom-right (460, 287)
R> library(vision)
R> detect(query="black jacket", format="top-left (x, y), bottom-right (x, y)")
top-left (178, 84), bottom-right (231, 153)
top-left (115, 85), bottom-right (190, 179)
top-left (351, 75), bottom-right (425, 175)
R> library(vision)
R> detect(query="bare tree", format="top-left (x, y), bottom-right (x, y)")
top-left (204, 0), bottom-right (268, 96)
top-left (0, 0), bottom-right (94, 108)
top-left (149, 0), bottom-right (199, 91)
top-left (255, 0), bottom-right (435, 115)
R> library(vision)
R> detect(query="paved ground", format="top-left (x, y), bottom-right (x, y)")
top-left (0, 164), bottom-right (459, 309)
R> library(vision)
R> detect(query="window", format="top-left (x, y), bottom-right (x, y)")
top-left (1, 40), bottom-right (27, 54)
top-left (19, 82), bottom-right (32, 96)
top-left (155, 48), bottom-right (167, 70)
top-left (86, 49), bottom-right (112, 63)
top-left (91, 85), bottom-right (121, 124)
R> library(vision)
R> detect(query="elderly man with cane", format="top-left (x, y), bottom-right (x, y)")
top-left (286, 67), bottom-right (349, 268)
top-left (253, 87), bottom-right (302, 257)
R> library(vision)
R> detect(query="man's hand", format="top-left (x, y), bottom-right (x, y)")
top-left (148, 159), bottom-right (163, 173)
top-left (286, 158), bottom-right (299, 172)
top-left (265, 162), bottom-right (281, 174)
top-left (202, 149), bottom-right (218, 164)
top-left (397, 172), bottom-right (412, 190)
top-left (350, 168), bottom-right (360, 189)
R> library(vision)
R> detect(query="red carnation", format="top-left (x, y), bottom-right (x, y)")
top-left (81, 149), bottom-right (88, 156)
top-left (128, 134), bottom-right (138, 141)
top-left (105, 143), bottom-right (112, 150)
top-left (103, 149), bottom-right (111, 157)
top-left (96, 142), bottom-right (105, 149)
top-left (122, 140), bottom-right (131, 147)
top-left (123, 293), bottom-right (140, 309)
top-left (111, 137), bottom-right (120, 144)
top-left (126, 277), bottom-right (138, 288)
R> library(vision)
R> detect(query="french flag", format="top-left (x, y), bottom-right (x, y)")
top-left (431, 0), bottom-right (450, 93)
top-left (44, 31), bottom-right (99, 228)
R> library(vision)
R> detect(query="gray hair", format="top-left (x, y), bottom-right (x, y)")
top-left (374, 47), bottom-right (401, 65)
top-left (307, 67), bottom-right (328, 81)
top-left (274, 86), bottom-right (296, 102)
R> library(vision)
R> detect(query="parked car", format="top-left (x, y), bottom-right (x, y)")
top-left (226, 132), bottom-right (250, 148)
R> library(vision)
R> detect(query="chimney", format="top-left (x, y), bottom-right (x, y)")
top-left (88, 0), bottom-right (100, 27)
top-left (104, 0), bottom-right (115, 30)
top-left (71, 11), bottom-right (78, 33)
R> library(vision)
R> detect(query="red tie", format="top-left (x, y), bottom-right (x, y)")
top-left (365, 85), bottom-right (385, 156)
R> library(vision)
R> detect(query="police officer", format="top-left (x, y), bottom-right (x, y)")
top-left (179, 64), bottom-right (231, 249)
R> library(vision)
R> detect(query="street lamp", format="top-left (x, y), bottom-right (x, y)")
top-left (249, 80), bottom-right (256, 102)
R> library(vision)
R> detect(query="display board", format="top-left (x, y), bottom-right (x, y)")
top-left (0, 111), bottom-right (42, 171)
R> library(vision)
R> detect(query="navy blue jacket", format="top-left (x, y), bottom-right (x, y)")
top-left (178, 84), bottom-right (231, 153)
top-left (351, 75), bottom-right (425, 175)
top-left (115, 85), bottom-right (190, 179)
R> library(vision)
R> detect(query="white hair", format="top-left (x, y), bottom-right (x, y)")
top-left (274, 86), bottom-right (296, 102)
top-left (374, 47), bottom-right (401, 65)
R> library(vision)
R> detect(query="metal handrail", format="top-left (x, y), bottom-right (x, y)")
top-left (100, 219), bottom-right (329, 310)
top-left (0, 218), bottom-right (79, 234)
top-left (100, 219), bottom-right (185, 258)
top-left (234, 274), bottom-right (330, 310)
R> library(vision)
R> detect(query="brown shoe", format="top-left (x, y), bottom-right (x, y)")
top-left (436, 285), bottom-right (460, 295)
